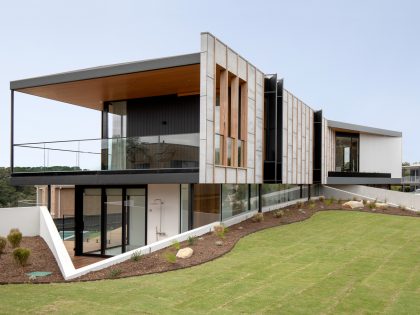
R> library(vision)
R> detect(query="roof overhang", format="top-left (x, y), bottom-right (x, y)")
top-left (328, 120), bottom-right (402, 137)
top-left (10, 53), bottom-right (201, 111)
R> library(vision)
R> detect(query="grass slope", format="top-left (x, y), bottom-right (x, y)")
top-left (2, 211), bottom-right (420, 314)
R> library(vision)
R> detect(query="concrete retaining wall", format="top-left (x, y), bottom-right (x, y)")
top-left (322, 185), bottom-right (420, 211)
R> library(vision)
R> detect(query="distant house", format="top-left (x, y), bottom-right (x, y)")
top-left (402, 164), bottom-right (420, 192)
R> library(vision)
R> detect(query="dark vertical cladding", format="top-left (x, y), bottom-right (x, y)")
top-left (263, 75), bottom-right (282, 183)
top-left (313, 110), bottom-right (323, 183)
top-left (263, 75), bottom-right (277, 182)
top-left (127, 94), bottom-right (199, 137)
top-left (10, 90), bottom-right (14, 171)
top-left (276, 80), bottom-right (283, 182)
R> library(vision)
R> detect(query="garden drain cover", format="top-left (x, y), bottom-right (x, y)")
top-left (26, 271), bottom-right (52, 278)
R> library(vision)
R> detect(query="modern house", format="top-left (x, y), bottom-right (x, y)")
top-left (402, 163), bottom-right (420, 192)
top-left (9, 32), bottom-right (402, 258)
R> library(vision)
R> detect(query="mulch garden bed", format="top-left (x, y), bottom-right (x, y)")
top-left (75, 199), bottom-right (420, 282)
top-left (0, 236), bottom-right (64, 284)
top-left (2, 199), bottom-right (419, 284)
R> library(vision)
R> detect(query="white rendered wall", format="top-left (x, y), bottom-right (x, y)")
top-left (147, 184), bottom-right (180, 244)
top-left (0, 206), bottom-right (40, 236)
top-left (359, 134), bottom-right (402, 178)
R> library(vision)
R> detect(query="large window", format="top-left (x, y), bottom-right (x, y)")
top-left (237, 140), bottom-right (244, 167)
top-left (107, 102), bottom-right (127, 170)
top-left (192, 184), bottom-right (220, 228)
top-left (221, 184), bottom-right (249, 220)
top-left (227, 137), bottom-right (233, 166)
top-left (215, 134), bottom-right (223, 165)
top-left (335, 133), bottom-right (359, 172)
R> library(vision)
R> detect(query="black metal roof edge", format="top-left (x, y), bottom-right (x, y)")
top-left (9, 172), bottom-right (199, 186)
top-left (11, 168), bottom-right (199, 177)
top-left (327, 119), bottom-right (402, 137)
top-left (10, 52), bottom-right (201, 90)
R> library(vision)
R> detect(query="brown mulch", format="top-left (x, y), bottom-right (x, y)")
top-left (0, 236), bottom-right (64, 284)
top-left (2, 200), bottom-right (419, 284)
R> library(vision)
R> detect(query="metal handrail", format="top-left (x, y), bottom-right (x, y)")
top-left (13, 133), bottom-right (200, 173)
top-left (402, 176), bottom-right (420, 183)
top-left (14, 133), bottom-right (199, 146)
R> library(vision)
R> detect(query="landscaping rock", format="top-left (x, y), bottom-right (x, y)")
top-left (298, 209), bottom-right (306, 214)
top-left (176, 247), bottom-right (193, 259)
top-left (376, 202), bottom-right (388, 209)
top-left (238, 226), bottom-right (244, 230)
top-left (342, 200), bottom-right (364, 209)
top-left (215, 241), bottom-right (224, 246)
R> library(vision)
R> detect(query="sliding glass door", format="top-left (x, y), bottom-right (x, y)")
top-left (125, 188), bottom-right (146, 251)
top-left (105, 189), bottom-right (123, 256)
top-left (81, 188), bottom-right (102, 255)
top-left (77, 186), bottom-right (146, 257)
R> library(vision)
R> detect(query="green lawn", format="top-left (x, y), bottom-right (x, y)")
top-left (3, 211), bottom-right (420, 314)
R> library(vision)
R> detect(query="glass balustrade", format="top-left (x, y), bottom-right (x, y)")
top-left (13, 133), bottom-right (199, 173)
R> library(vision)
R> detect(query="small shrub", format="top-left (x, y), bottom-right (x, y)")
top-left (368, 201), bottom-right (376, 210)
top-left (337, 198), bottom-right (342, 204)
top-left (171, 240), bottom-right (181, 251)
top-left (7, 229), bottom-right (22, 248)
top-left (363, 200), bottom-right (368, 206)
top-left (319, 196), bottom-right (325, 203)
top-left (13, 248), bottom-right (31, 266)
top-left (188, 235), bottom-right (198, 246)
top-left (273, 210), bottom-right (284, 218)
top-left (213, 225), bottom-right (228, 239)
top-left (295, 201), bottom-right (303, 209)
top-left (308, 199), bottom-right (315, 206)
top-left (251, 213), bottom-right (264, 223)
top-left (309, 203), bottom-right (315, 209)
top-left (108, 269), bottom-right (122, 278)
top-left (164, 251), bottom-right (177, 264)
top-left (325, 198), bottom-right (334, 206)
top-left (352, 196), bottom-right (357, 201)
top-left (131, 250), bottom-right (142, 262)
top-left (0, 237), bottom-right (7, 255)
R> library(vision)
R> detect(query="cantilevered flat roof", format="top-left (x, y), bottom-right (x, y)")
top-left (10, 53), bottom-right (201, 110)
top-left (10, 53), bottom-right (200, 90)
top-left (328, 120), bottom-right (402, 137)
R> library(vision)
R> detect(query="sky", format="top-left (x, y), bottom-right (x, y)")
top-left (0, 0), bottom-right (419, 167)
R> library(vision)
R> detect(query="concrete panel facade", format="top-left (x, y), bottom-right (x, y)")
top-left (199, 32), bottom-right (264, 184)
top-left (282, 89), bottom-right (314, 184)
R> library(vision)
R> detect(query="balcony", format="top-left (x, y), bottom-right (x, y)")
top-left (402, 176), bottom-right (420, 184)
top-left (11, 133), bottom-right (199, 185)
